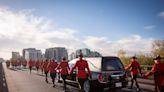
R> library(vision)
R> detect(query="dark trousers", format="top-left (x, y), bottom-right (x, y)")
top-left (29, 66), bottom-right (32, 73)
top-left (130, 74), bottom-right (140, 89)
top-left (45, 71), bottom-right (48, 82)
top-left (61, 75), bottom-right (68, 90)
top-left (155, 86), bottom-right (164, 92)
top-left (36, 66), bottom-right (39, 71)
top-left (77, 78), bottom-right (87, 92)
top-left (50, 73), bottom-right (56, 84)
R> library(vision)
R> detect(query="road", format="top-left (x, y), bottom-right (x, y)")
top-left (1, 63), bottom-right (155, 92)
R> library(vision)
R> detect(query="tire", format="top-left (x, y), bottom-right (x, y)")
top-left (84, 80), bottom-right (91, 92)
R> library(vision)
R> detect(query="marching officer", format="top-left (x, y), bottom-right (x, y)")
top-left (56, 57), bottom-right (70, 91)
top-left (70, 53), bottom-right (91, 92)
top-left (47, 59), bottom-right (58, 87)
top-left (28, 59), bottom-right (33, 73)
top-left (22, 60), bottom-right (27, 68)
top-left (42, 59), bottom-right (49, 83)
top-left (6, 60), bottom-right (10, 68)
top-left (35, 60), bottom-right (40, 72)
top-left (143, 55), bottom-right (164, 92)
top-left (40, 60), bottom-right (44, 74)
top-left (125, 56), bottom-right (142, 92)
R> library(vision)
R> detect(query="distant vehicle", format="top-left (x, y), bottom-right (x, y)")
top-left (68, 56), bottom-right (128, 92)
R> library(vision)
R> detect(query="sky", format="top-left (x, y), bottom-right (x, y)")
top-left (0, 0), bottom-right (163, 59)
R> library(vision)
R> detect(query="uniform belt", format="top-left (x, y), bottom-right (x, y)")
top-left (79, 69), bottom-right (85, 70)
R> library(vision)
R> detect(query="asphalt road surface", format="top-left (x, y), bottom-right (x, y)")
top-left (2, 63), bottom-right (154, 92)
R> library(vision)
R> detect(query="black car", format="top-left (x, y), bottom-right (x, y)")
top-left (68, 56), bottom-right (128, 92)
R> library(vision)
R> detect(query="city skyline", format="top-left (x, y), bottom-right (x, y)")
top-left (0, 0), bottom-right (164, 59)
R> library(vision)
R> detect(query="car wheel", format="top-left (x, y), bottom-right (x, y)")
top-left (84, 80), bottom-right (91, 92)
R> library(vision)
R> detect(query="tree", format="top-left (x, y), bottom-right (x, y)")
top-left (152, 40), bottom-right (164, 57)
top-left (117, 49), bottom-right (126, 58)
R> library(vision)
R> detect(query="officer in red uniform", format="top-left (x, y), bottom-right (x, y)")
top-left (40, 60), bottom-right (44, 74)
top-left (6, 60), bottom-right (10, 68)
top-left (70, 53), bottom-right (91, 92)
top-left (23, 60), bottom-right (27, 68)
top-left (143, 55), bottom-right (164, 92)
top-left (125, 56), bottom-right (142, 91)
top-left (42, 59), bottom-right (49, 83)
top-left (57, 57), bottom-right (70, 91)
top-left (47, 59), bottom-right (58, 87)
top-left (35, 60), bottom-right (40, 72)
top-left (28, 59), bottom-right (33, 73)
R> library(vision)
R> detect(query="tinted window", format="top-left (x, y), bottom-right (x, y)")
top-left (102, 57), bottom-right (124, 71)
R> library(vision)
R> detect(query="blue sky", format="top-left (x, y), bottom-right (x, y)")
top-left (1, 0), bottom-right (164, 39)
top-left (0, 0), bottom-right (164, 59)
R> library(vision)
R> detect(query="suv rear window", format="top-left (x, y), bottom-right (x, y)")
top-left (102, 57), bottom-right (124, 71)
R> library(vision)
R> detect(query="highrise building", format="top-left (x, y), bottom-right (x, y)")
top-left (22, 48), bottom-right (35, 58)
top-left (45, 47), bottom-right (68, 62)
top-left (69, 48), bottom-right (102, 60)
top-left (12, 52), bottom-right (21, 59)
top-left (23, 48), bottom-right (42, 61)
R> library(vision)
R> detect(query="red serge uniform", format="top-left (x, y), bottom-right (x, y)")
top-left (35, 61), bottom-right (40, 68)
top-left (125, 57), bottom-right (141, 91)
top-left (145, 63), bottom-right (164, 87)
top-left (47, 60), bottom-right (58, 86)
top-left (40, 61), bottom-right (44, 70)
top-left (22, 61), bottom-right (27, 67)
top-left (125, 60), bottom-right (140, 75)
top-left (47, 61), bottom-right (58, 73)
top-left (57, 61), bottom-right (70, 75)
top-left (70, 59), bottom-right (91, 79)
top-left (43, 61), bottom-right (49, 72)
top-left (29, 60), bottom-right (33, 68)
top-left (6, 60), bottom-right (10, 68)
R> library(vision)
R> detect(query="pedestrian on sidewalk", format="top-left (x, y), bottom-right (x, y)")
top-left (56, 57), bottom-right (70, 91)
top-left (70, 53), bottom-right (92, 92)
top-left (47, 59), bottom-right (58, 87)
top-left (42, 59), bottom-right (49, 83)
top-left (125, 56), bottom-right (142, 92)
top-left (143, 55), bottom-right (164, 92)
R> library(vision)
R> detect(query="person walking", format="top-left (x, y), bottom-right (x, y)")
top-left (28, 59), bottom-right (33, 73)
top-left (35, 60), bottom-right (40, 72)
top-left (143, 55), bottom-right (164, 92)
top-left (42, 59), bottom-right (49, 83)
top-left (125, 56), bottom-right (142, 92)
top-left (47, 59), bottom-right (58, 87)
top-left (56, 57), bottom-right (70, 91)
top-left (70, 53), bottom-right (91, 92)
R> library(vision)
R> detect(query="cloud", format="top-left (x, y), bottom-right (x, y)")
top-left (159, 11), bottom-right (164, 18)
top-left (0, 7), bottom-right (83, 59)
top-left (0, 7), bottom-right (154, 59)
top-left (144, 25), bottom-right (156, 30)
top-left (83, 35), bottom-right (153, 56)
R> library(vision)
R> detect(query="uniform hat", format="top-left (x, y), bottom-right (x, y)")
top-left (79, 53), bottom-right (83, 57)
top-left (131, 56), bottom-right (137, 59)
top-left (62, 57), bottom-right (66, 60)
top-left (154, 55), bottom-right (161, 60)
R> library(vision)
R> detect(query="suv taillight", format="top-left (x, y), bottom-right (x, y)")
top-left (124, 73), bottom-right (128, 80)
top-left (98, 73), bottom-right (103, 81)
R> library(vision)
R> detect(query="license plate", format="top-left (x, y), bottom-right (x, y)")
top-left (115, 82), bottom-right (122, 87)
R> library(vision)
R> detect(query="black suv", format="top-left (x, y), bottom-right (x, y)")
top-left (68, 56), bottom-right (128, 92)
